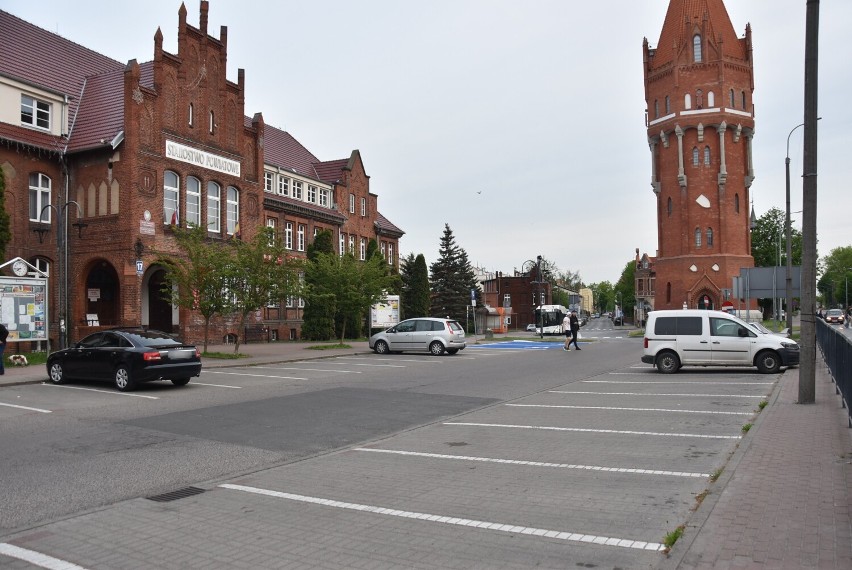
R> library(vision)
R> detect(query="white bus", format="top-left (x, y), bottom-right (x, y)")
top-left (534, 305), bottom-right (569, 335)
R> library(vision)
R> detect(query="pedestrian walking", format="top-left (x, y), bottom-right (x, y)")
top-left (562, 311), bottom-right (572, 350)
top-left (845, 306), bottom-right (852, 329)
top-left (568, 310), bottom-right (581, 350)
top-left (0, 322), bottom-right (8, 375)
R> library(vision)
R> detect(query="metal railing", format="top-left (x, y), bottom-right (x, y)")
top-left (816, 319), bottom-right (852, 427)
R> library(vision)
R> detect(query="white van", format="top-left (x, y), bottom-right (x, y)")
top-left (641, 309), bottom-right (799, 374)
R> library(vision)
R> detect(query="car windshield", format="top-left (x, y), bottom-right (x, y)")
top-left (121, 330), bottom-right (185, 347)
top-left (748, 322), bottom-right (772, 334)
top-left (827, 309), bottom-right (842, 316)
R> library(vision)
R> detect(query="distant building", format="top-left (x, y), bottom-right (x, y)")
top-left (481, 271), bottom-right (552, 332)
top-left (634, 248), bottom-right (656, 326)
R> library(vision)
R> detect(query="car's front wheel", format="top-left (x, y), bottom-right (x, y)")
top-left (48, 362), bottom-right (66, 385)
top-left (655, 351), bottom-right (680, 374)
top-left (429, 341), bottom-right (445, 356)
top-left (755, 351), bottom-right (781, 374)
top-left (114, 365), bottom-right (137, 392)
top-left (373, 340), bottom-right (389, 354)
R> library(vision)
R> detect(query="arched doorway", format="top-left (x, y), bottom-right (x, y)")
top-left (696, 293), bottom-right (715, 310)
top-left (146, 268), bottom-right (174, 333)
top-left (85, 261), bottom-right (120, 326)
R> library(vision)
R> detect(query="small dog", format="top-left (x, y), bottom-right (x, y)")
top-left (8, 354), bottom-right (28, 367)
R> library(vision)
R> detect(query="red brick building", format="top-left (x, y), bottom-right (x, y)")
top-left (0, 2), bottom-right (402, 347)
top-left (643, 0), bottom-right (756, 311)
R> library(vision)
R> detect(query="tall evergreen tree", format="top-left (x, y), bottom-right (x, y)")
top-left (429, 224), bottom-right (479, 322)
top-left (400, 253), bottom-right (430, 319)
top-left (302, 230), bottom-right (336, 340)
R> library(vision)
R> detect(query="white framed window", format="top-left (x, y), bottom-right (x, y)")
top-left (164, 171), bottom-right (179, 224)
top-left (226, 186), bottom-right (239, 235)
top-left (349, 193), bottom-right (355, 213)
top-left (285, 222), bottom-right (293, 250)
top-left (360, 238), bottom-right (366, 260)
top-left (319, 188), bottom-right (329, 207)
top-left (684, 93), bottom-right (692, 110)
top-left (348, 235), bottom-right (355, 254)
top-left (694, 228), bottom-right (702, 247)
top-left (21, 95), bottom-right (51, 129)
top-left (278, 176), bottom-right (289, 196)
top-left (266, 217), bottom-right (277, 245)
top-left (692, 147), bottom-right (699, 167)
top-left (360, 197), bottom-right (366, 217)
top-left (186, 176), bottom-right (201, 226)
top-left (707, 91), bottom-right (715, 107)
top-left (298, 224), bottom-right (306, 251)
top-left (209, 110), bottom-right (215, 134)
top-left (264, 171), bottom-right (275, 193)
top-left (28, 173), bottom-right (52, 222)
top-left (292, 180), bottom-right (302, 200)
top-left (387, 244), bottom-right (394, 266)
top-left (339, 232), bottom-right (345, 257)
top-left (704, 146), bottom-right (711, 165)
top-left (307, 185), bottom-right (317, 203)
top-left (207, 181), bottom-right (221, 233)
top-left (286, 296), bottom-right (295, 308)
top-left (693, 34), bottom-right (702, 62)
top-left (381, 242), bottom-right (386, 258)
top-left (188, 103), bottom-right (194, 126)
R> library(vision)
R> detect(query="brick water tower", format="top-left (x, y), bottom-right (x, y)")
top-left (643, 0), bottom-right (756, 311)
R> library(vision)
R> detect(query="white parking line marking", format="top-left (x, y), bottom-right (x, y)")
top-left (41, 384), bottom-right (159, 399)
top-left (591, 380), bottom-right (774, 385)
top-left (364, 358), bottom-right (443, 364)
top-left (507, 403), bottom-right (752, 416)
top-left (0, 543), bottom-right (89, 569)
top-left (0, 402), bottom-right (52, 413)
top-left (192, 382), bottom-right (242, 389)
top-left (551, 390), bottom-right (762, 399)
top-left (355, 448), bottom-right (709, 478)
top-left (218, 484), bottom-right (665, 551)
top-left (207, 371), bottom-right (308, 380)
top-left (444, 422), bottom-right (740, 440)
top-left (333, 362), bottom-right (406, 368)
top-left (253, 366), bottom-right (363, 373)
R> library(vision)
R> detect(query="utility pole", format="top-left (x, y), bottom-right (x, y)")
top-left (799, 0), bottom-right (820, 404)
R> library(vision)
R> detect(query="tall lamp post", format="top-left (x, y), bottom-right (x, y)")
top-left (36, 201), bottom-right (86, 350)
top-left (786, 118), bottom-right (820, 333)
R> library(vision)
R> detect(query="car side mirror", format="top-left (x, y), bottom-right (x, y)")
top-left (738, 328), bottom-right (749, 337)
top-left (387, 327), bottom-right (396, 333)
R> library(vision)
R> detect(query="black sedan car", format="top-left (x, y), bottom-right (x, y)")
top-left (47, 329), bottom-right (202, 391)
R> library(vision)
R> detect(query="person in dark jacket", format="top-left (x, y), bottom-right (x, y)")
top-left (568, 311), bottom-right (581, 350)
top-left (0, 323), bottom-right (8, 375)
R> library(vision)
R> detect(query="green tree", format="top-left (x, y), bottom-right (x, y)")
top-left (226, 227), bottom-right (302, 353)
top-left (589, 281), bottom-right (615, 314)
top-left (614, 261), bottom-right (636, 321)
top-left (400, 253), bottom-right (430, 320)
top-left (157, 225), bottom-right (232, 352)
top-left (429, 224), bottom-right (480, 323)
top-left (302, 230), bottom-right (336, 340)
top-left (817, 246), bottom-right (852, 308)
top-left (307, 252), bottom-right (398, 342)
top-left (0, 169), bottom-right (11, 258)
top-left (751, 207), bottom-right (803, 268)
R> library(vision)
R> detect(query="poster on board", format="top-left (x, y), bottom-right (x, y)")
top-left (0, 277), bottom-right (48, 342)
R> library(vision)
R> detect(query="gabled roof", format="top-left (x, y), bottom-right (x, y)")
top-left (375, 212), bottom-right (405, 238)
top-left (66, 68), bottom-right (125, 152)
top-left (262, 124), bottom-right (321, 178)
top-left (0, 10), bottom-right (124, 152)
top-left (652, 0), bottom-right (746, 69)
top-left (313, 159), bottom-right (349, 185)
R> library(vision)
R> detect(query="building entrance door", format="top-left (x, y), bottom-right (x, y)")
top-left (147, 269), bottom-right (173, 332)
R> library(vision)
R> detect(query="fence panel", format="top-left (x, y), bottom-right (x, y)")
top-left (816, 319), bottom-right (852, 427)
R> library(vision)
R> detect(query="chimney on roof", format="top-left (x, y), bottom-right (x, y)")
top-left (200, 1), bottom-right (209, 34)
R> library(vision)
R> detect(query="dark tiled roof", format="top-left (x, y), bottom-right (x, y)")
top-left (0, 10), bottom-right (124, 151)
top-left (67, 69), bottom-right (125, 152)
top-left (652, 0), bottom-right (745, 69)
top-left (313, 159), bottom-right (348, 185)
top-left (375, 212), bottom-right (404, 237)
top-left (263, 124), bottom-right (321, 178)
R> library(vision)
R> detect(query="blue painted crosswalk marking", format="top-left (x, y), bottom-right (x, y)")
top-left (467, 341), bottom-right (565, 350)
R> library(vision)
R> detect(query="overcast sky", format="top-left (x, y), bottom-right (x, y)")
top-left (7, 1), bottom-right (849, 285)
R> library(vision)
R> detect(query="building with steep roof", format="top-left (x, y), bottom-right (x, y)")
top-left (643, 0), bottom-right (756, 312)
top-left (0, 2), bottom-right (402, 346)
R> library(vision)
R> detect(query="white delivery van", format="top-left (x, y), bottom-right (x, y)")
top-left (641, 309), bottom-right (800, 374)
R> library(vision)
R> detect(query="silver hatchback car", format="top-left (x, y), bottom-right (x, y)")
top-left (370, 317), bottom-right (466, 355)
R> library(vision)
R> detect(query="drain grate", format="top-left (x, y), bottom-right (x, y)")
top-left (146, 486), bottom-right (206, 502)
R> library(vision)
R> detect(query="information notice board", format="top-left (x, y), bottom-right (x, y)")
top-left (0, 277), bottom-right (48, 342)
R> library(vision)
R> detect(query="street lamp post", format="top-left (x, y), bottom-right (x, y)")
top-left (786, 118), bottom-right (820, 333)
top-left (36, 201), bottom-right (86, 350)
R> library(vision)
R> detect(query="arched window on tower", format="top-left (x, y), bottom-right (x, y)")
top-left (706, 227), bottom-right (714, 246)
top-left (693, 34), bottom-right (702, 62)
top-left (684, 93), bottom-right (692, 110)
top-left (696, 89), bottom-right (703, 109)
top-left (707, 91), bottom-right (715, 107)
top-left (665, 95), bottom-right (671, 114)
top-left (741, 91), bottom-right (747, 110)
top-left (704, 146), bottom-right (711, 165)
top-left (692, 147), bottom-right (699, 167)
top-left (694, 227), bottom-right (702, 247)
top-left (667, 197), bottom-right (672, 217)
top-left (735, 193), bottom-right (740, 213)
top-left (730, 88), bottom-right (735, 108)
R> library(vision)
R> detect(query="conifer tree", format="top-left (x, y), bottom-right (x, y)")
top-left (302, 230), bottom-right (336, 340)
top-left (429, 224), bottom-right (479, 321)
top-left (401, 253), bottom-right (430, 319)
